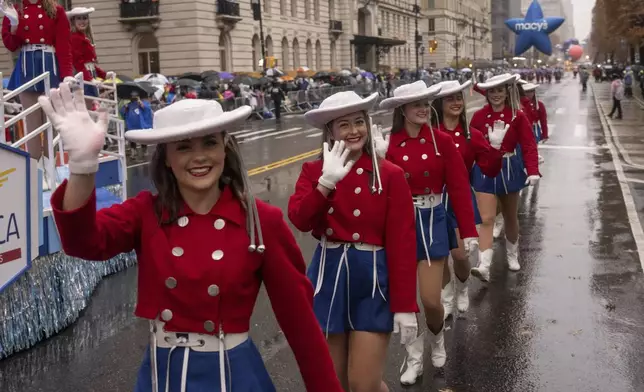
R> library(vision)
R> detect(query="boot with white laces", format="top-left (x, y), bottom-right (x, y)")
top-left (454, 277), bottom-right (469, 312)
top-left (471, 249), bottom-right (493, 282)
top-left (428, 326), bottom-right (446, 368)
top-left (400, 335), bottom-right (424, 385)
top-left (493, 214), bottom-right (504, 238)
top-left (506, 237), bottom-right (520, 271)
top-left (441, 280), bottom-right (455, 320)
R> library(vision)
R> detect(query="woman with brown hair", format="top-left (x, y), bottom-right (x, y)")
top-left (429, 80), bottom-right (505, 319)
top-left (375, 81), bottom-right (478, 385)
top-left (469, 73), bottom-right (540, 282)
top-left (289, 91), bottom-right (419, 392)
top-left (39, 82), bottom-right (343, 392)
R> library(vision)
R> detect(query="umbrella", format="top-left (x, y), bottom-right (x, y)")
top-left (179, 72), bottom-right (202, 82)
top-left (360, 71), bottom-right (375, 80)
top-left (136, 81), bottom-right (162, 96)
top-left (233, 75), bottom-right (259, 85)
top-left (312, 71), bottom-right (330, 79)
top-left (116, 82), bottom-right (149, 99)
top-left (296, 66), bottom-right (310, 73)
top-left (461, 67), bottom-right (472, 73)
top-left (265, 68), bottom-right (283, 77)
top-left (141, 73), bottom-right (169, 86)
top-left (218, 72), bottom-right (234, 80)
top-left (175, 78), bottom-right (201, 88)
top-left (339, 69), bottom-right (352, 76)
top-left (115, 74), bottom-right (134, 83)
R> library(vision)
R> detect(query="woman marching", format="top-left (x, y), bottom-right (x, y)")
top-left (66, 7), bottom-right (114, 100)
top-left (40, 83), bottom-right (343, 392)
top-left (374, 81), bottom-right (479, 385)
top-left (469, 73), bottom-right (540, 282)
top-left (429, 80), bottom-right (506, 320)
top-left (519, 81), bottom-right (548, 162)
top-left (288, 91), bottom-right (419, 392)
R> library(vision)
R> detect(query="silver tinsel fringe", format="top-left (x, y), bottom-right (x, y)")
top-left (0, 251), bottom-right (137, 359)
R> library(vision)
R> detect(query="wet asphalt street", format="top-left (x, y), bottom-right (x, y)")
top-left (2, 78), bottom-right (644, 392)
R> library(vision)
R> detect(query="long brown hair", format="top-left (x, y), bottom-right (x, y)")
top-left (390, 107), bottom-right (406, 135)
top-left (150, 132), bottom-right (248, 224)
top-left (430, 95), bottom-right (470, 140)
top-left (70, 16), bottom-right (94, 43)
top-left (14, 0), bottom-right (57, 18)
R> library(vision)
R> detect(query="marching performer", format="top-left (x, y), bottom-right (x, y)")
top-left (469, 74), bottom-right (540, 282)
top-left (374, 81), bottom-right (478, 385)
top-left (288, 91), bottom-right (419, 392)
top-left (430, 80), bottom-right (506, 319)
top-left (1, 0), bottom-right (72, 164)
top-left (519, 81), bottom-right (548, 162)
top-left (41, 83), bottom-right (343, 392)
top-left (66, 7), bottom-right (113, 99)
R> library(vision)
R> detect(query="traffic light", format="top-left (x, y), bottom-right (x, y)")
top-left (428, 40), bottom-right (438, 53)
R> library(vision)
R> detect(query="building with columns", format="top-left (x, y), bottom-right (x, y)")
top-left (491, 0), bottom-right (521, 61)
top-left (0, 0), bottom-right (426, 77)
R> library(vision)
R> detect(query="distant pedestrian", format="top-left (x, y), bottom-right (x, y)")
top-left (269, 81), bottom-right (285, 120)
top-left (608, 74), bottom-right (624, 120)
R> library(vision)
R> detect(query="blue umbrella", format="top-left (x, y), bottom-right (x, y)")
top-left (218, 72), bottom-right (234, 80)
top-left (361, 71), bottom-right (375, 80)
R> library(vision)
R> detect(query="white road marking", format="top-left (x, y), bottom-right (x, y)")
top-left (592, 85), bottom-right (644, 272)
top-left (239, 127), bottom-right (301, 143)
top-left (555, 107), bottom-right (565, 115)
top-left (573, 124), bottom-right (586, 137)
top-left (624, 177), bottom-right (644, 184)
top-left (307, 132), bottom-right (323, 138)
top-left (275, 128), bottom-right (318, 139)
top-left (547, 123), bottom-right (556, 137)
top-left (538, 144), bottom-right (607, 150)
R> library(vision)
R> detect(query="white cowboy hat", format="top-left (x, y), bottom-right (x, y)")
top-left (521, 82), bottom-right (539, 91)
top-left (125, 100), bottom-right (251, 145)
top-left (379, 80), bottom-right (442, 110)
top-left (304, 91), bottom-right (378, 129)
top-left (67, 7), bottom-right (95, 18)
top-left (475, 73), bottom-right (520, 90)
top-left (433, 80), bottom-right (472, 100)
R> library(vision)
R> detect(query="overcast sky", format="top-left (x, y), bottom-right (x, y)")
top-left (570, 0), bottom-right (595, 39)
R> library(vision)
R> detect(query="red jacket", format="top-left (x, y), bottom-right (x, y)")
top-left (470, 105), bottom-right (540, 177)
top-left (386, 123), bottom-right (477, 239)
top-left (520, 96), bottom-right (538, 123)
top-left (51, 182), bottom-right (343, 392)
top-left (536, 100), bottom-right (549, 139)
top-left (70, 31), bottom-right (106, 81)
top-left (288, 154), bottom-right (419, 314)
top-left (1, 1), bottom-right (73, 78)
top-left (438, 123), bottom-right (504, 177)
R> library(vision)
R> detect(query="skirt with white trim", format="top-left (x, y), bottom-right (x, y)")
top-left (8, 50), bottom-right (60, 93)
top-left (471, 152), bottom-right (527, 195)
top-left (134, 339), bottom-right (275, 392)
top-left (415, 203), bottom-right (453, 261)
top-left (533, 122), bottom-right (543, 143)
top-left (442, 187), bottom-right (482, 250)
top-left (308, 243), bottom-right (393, 334)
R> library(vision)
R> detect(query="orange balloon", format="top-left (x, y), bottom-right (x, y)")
top-left (568, 45), bottom-right (583, 61)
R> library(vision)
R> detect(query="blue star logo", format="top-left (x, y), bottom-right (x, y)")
top-left (505, 0), bottom-right (565, 56)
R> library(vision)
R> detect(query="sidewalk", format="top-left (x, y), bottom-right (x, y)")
top-left (592, 81), bottom-right (644, 168)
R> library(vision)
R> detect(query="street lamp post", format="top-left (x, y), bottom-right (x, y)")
top-left (414, 0), bottom-right (420, 80)
top-left (251, 0), bottom-right (267, 71)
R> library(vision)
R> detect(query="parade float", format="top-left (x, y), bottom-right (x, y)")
top-left (0, 72), bottom-right (135, 359)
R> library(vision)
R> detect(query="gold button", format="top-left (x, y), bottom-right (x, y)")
top-left (403, 155), bottom-right (409, 161)
top-left (39, 25), bottom-right (43, 30)
top-left (424, 171), bottom-right (429, 177)
top-left (455, 132), bottom-right (460, 136)
top-left (177, 216), bottom-right (189, 227)
top-left (328, 207), bottom-right (334, 214)
top-left (24, 14), bottom-right (29, 19)
top-left (422, 154), bottom-right (428, 160)
top-left (165, 277), bottom-right (177, 289)
top-left (172, 247), bottom-right (184, 257)
top-left (424, 187), bottom-right (430, 193)
top-left (455, 143), bottom-right (460, 148)
top-left (354, 187), bottom-right (361, 194)
top-left (326, 228), bottom-right (333, 236)
top-left (161, 309), bottom-right (173, 321)
top-left (25, 38), bottom-right (30, 43)
top-left (420, 138), bottom-right (426, 144)
top-left (24, 26), bottom-right (28, 30)
top-left (353, 209), bottom-right (361, 217)
top-left (211, 250), bottom-right (224, 261)
top-left (38, 14), bottom-right (43, 18)
top-left (401, 142), bottom-right (406, 147)
top-left (357, 168), bottom-right (364, 175)
top-left (404, 172), bottom-right (410, 178)
top-left (352, 233), bottom-right (360, 241)
top-left (500, 114), bottom-right (505, 118)
top-left (207, 284), bottom-right (220, 297)
top-left (39, 38), bottom-right (44, 43)
top-left (214, 218), bottom-right (225, 230)
top-left (204, 320), bottom-right (215, 332)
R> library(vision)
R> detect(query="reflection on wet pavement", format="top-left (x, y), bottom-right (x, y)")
top-left (2, 79), bottom-right (644, 392)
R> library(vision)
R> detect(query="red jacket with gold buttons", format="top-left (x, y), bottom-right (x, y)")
top-left (470, 105), bottom-right (540, 177)
top-left (385, 123), bottom-right (478, 239)
top-left (1, 1), bottom-right (73, 78)
top-left (536, 100), bottom-right (548, 139)
top-left (70, 31), bottom-right (106, 81)
top-left (50, 181), bottom-right (343, 392)
top-left (288, 154), bottom-right (419, 314)
top-left (438, 123), bottom-right (504, 177)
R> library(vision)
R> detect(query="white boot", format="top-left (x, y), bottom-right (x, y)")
top-left (493, 214), bottom-right (504, 238)
top-left (441, 279), bottom-right (455, 320)
top-left (428, 326), bottom-right (446, 368)
top-left (454, 277), bottom-right (469, 312)
top-left (506, 238), bottom-right (520, 271)
top-left (471, 249), bottom-right (493, 282)
top-left (538, 154), bottom-right (545, 164)
top-left (400, 335), bottom-right (424, 385)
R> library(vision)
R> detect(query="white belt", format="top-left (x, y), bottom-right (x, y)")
top-left (413, 193), bottom-right (441, 265)
top-left (412, 193), bottom-right (442, 209)
top-left (21, 44), bottom-right (57, 78)
top-left (314, 238), bottom-right (387, 337)
top-left (149, 320), bottom-right (248, 392)
top-left (503, 152), bottom-right (516, 158)
top-left (84, 62), bottom-right (96, 71)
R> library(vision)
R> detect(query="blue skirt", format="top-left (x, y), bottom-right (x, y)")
top-left (442, 187), bottom-right (482, 249)
top-left (8, 49), bottom-right (61, 92)
top-left (415, 203), bottom-right (453, 261)
top-left (533, 122), bottom-right (542, 143)
top-left (308, 244), bottom-right (393, 334)
top-left (471, 152), bottom-right (527, 195)
top-left (134, 339), bottom-right (275, 392)
top-left (84, 83), bottom-right (99, 97)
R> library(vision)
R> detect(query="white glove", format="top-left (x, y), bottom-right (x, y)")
top-left (63, 76), bottom-right (80, 90)
top-left (393, 313), bottom-right (418, 345)
top-left (464, 237), bottom-right (479, 256)
top-left (371, 123), bottom-right (389, 158)
top-left (318, 140), bottom-right (354, 190)
top-left (525, 175), bottom-right (540, 186)
top-left (38, 82), bottom-right (108, 174)
top-left (0, 1), bottom-right (19, 27)
top-left (487, 120), bottom-right (509, 150)
top-left (105, 71), bottom-right (116, 81)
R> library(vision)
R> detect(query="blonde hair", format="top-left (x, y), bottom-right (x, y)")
top-left (70, 16), bottom-right (94, 43)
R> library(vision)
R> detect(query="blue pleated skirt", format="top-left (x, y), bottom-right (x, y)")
top-left (8, 49), bottom-right (60, 92)
top-left (308, 244), bottom-right (393, 334)
top-left (442, 187), bottom-right (482, 249)
top-left (533, 122), bottom-right (542, 143)
top-left (471, 151), bottom-right (527, 195)
top-left (134, 339), bottom-right (275, 392)
top-left (415, 203), bottom-right (453, 261)
top-left (84, 83), bottom-right (99, 97)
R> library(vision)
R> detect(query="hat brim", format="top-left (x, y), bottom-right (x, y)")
top-left (476, 74), bottom-right (520, 90)
top-left (67, 8), bottom-right (95, 18)
top-left (125, 106), bottom-right (252, 145)
top-left (305, 92), bottom-right (378, 129)
top-left (522, 83), bottom-right (539, 91)
top-left (379, 84), bottom-right (442, 110)
top-left (434, 80), bottom-right (472, 99)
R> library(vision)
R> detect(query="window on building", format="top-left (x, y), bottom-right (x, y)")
top-left (306, 39), bottom-right (313, 67)
top-left (304, 0), bottom-right (310, 20)
top-left (137, 33), bottom-right (159, 74)
top-left (281, 0), bottom-right (286, 15)
top-left (330, 41), bottom-right (336, 68)
top-left (265, 35), bottom-right (274, 56)
top-left (314, 0), bottom-right (320, 20)
top-left (58, 0), bottom-right (72, 10)
top-left (293, 38), bottom-right (300, 68)
top-left (291, 0), bottom-right (297, 17)
top-left (252, 35), bottom-right (261, 70)
top-left (281, 37), bottom-right (289, 69)
top-left (315, 40), bottom-right (322, 69)
top-left (218, 33), bottom-right (232, 71)
top-left (428, 18), bottom-right (435, 32)
top-left (329, 0), bottom-right (335, 20)
top-left (264, 0), bottom-right (270, 14)
top-left (427, 0), bottom-right (434, 9)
